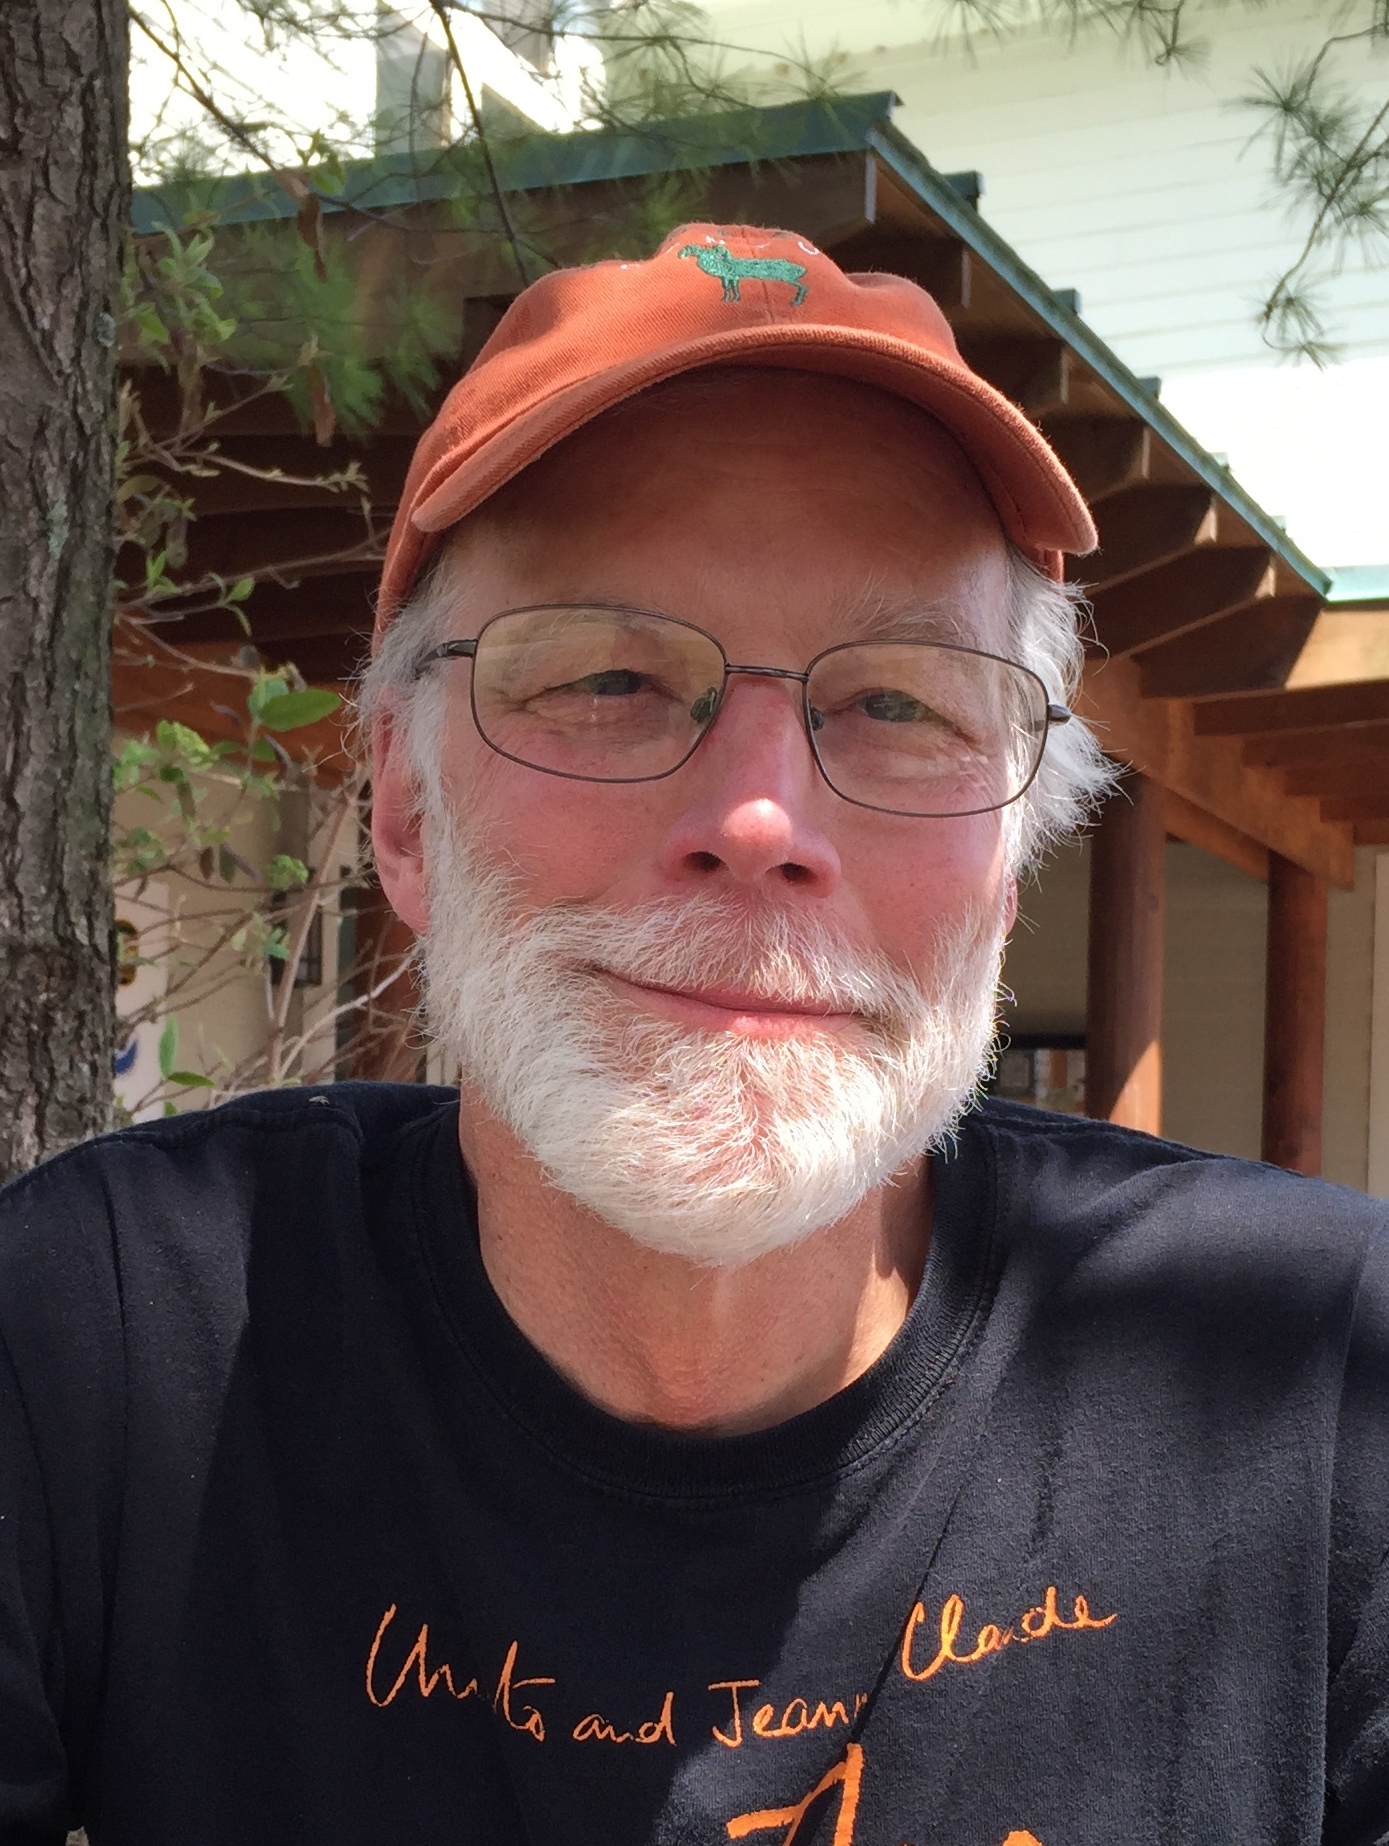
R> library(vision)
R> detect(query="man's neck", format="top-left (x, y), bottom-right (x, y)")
top-left (457, 1092), bottom-right (932, 1437)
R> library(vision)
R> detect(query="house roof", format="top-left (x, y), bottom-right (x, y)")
top-left (123, 93), bottom-right (1381, 878)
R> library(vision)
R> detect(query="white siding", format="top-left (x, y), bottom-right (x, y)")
top-left (707, 0), bottom-right (1388, 372)
top-left (705, 0), bottom-right (1389, 564)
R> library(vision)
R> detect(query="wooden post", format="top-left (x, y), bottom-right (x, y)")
top-left (1086, 771), bottom-right (1166, 1133)
top-left (345, 877), bottom-right (424, 1083)
top-left (1261, 852), bottom-right (1327, 1174)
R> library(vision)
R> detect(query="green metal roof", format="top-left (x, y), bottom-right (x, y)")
top-left (130, 93), bottom-right (904, 234)
top-left (1326, 565), bottom-right (1389, 606)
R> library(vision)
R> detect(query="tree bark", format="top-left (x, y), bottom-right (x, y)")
top-left (0, 1), bottom-right (128, 1180)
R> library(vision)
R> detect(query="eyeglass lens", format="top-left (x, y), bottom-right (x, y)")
top-left (464, 605), bottom-right (1047, 816)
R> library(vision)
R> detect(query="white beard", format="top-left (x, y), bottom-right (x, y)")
top-left (419, 814), bottom-right (1006, 1269)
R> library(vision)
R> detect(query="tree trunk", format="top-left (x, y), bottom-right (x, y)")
top-left (0, 1), bottom-right (128, 1180)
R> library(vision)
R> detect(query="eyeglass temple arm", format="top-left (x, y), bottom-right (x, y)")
top-left (415, 639), bottom-right (478, 679)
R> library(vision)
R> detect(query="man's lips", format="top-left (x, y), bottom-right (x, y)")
top-left (596, 970), bottom-right (857, 1036)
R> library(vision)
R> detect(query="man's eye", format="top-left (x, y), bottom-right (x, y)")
top-left (859, 689), bottom-right (933, 723)
top-left (563, 669), bottom-right (647, 697)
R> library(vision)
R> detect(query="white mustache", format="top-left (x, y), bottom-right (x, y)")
top-left (488, 890), bottom-right (943, 1038)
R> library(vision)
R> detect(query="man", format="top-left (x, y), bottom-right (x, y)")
top-left (0, 225), bottom-right (1385, 1846)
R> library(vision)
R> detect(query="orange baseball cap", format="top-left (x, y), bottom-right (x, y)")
top-left (376, 222), bottom-right (1097, 637)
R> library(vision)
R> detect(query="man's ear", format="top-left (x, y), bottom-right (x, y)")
top-left (370, 709), bottom-right (431, 936)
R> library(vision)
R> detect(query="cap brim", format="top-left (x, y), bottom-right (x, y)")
top-left (382, 321), bottom-right (1097, 627)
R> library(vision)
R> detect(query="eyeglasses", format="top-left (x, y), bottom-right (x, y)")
top-left (416, 603), bottom-right (1072, 819)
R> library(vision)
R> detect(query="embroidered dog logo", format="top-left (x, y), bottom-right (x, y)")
top-left (679, 240), bottom-right (808, 307)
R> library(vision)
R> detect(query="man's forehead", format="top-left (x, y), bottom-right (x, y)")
top-left (432, 369), bottom-right (1013, 650)
top-left (468, 368), bottom-right (1001, 523)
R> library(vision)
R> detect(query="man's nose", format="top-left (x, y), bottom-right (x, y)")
top-left (655, 677), bottom-right (842, 894)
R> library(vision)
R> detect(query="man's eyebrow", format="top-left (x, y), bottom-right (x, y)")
top-left (836, 592), bottom-right (973, 646)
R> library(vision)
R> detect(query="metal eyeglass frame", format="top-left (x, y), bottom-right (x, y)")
top-left (415, 601), bottom-right (1075, 820)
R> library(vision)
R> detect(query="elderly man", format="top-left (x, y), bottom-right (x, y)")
top-left (1, 225), bottom-right (1386, 1846)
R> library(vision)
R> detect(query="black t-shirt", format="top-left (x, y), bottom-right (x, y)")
top-left (1, 1084), bottom-right (1387, 1846)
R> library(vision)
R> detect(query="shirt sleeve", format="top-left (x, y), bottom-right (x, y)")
top-left (1325, 1218), bottom-right (1389, 1845)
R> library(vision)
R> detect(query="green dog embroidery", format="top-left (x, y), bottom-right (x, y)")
top-left (678, 240), bottom-right (808, 307)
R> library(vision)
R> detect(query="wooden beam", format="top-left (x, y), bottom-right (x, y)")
top-left (959, 337), bottom-right (1071, 416)
top-left (1087, 770), bottom-right (1166, 1132)
top-left (161, 507), bottom-right (388, 584)
top-left (1040, 416), bottom-right (1150, 503)
top-left (160, 435), bottom-right (414, 518)
top-left (832, 230), bottom-right (973, 310)
top-left (1093, 546), bottom-right (1274, 658)
top-left (713, 150), bottom-right (879, 252)
top-left (1281, 753), bottom-right (1389, 800)
top-left (266, 633), bottom-right (367, 684)
top-left (126, 361), bottom-right (444, 442)
top-left (1262, 852), bottom-right (1327, 1175)
top-left (1286, 610), bottom-right (1389, 689)
top-left (111, 659), bottom-right (354, 775)
top-left (1163, 789), bottom-right (1269, 881)
top-left (1079, 652), bottom-right (1355, 886)
top-left (343, 877), bottom-right (423, 1082)
top-left (1077, 484), bottom-right (1217, 592)
top-left (1134, 591), bottom-right (1320, 699)
top-left (160, 572), bottom-right (377, 648)
top-left (1244, 720), bottom-right (1389, 768)
top-left (1318, 796), bottom-right (1389, 824)
top-left (1355, 818), bottom-right (1389, 845)
top-left (1192, 680), bottom-right (1389, 737)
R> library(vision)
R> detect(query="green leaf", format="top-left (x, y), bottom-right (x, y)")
top-left (132, 304), bottom-right (170, 347)
top-left (247, 675), bottom-right (290, 719)
top-left (227, 576), bottom-right (255, 603)
top-left (249, 739), bottom-right (278, 763)
top-left (255, 688), bottom-right (341, 732)
top-left (265, 853), bottom-right (310, 891)
top-left (156, 718), bottom-right (212, 765)
top-left (157, 1015), bottom-right (178, 1079)
top-left (168, 1070), bottom-right (215, 1089)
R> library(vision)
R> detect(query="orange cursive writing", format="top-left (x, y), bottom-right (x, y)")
top-left (493, 1639), bottom-right (556, 1740)
top-left (365, 1605), bottom-right (479, 1708)
top-left (751, 1693), bottom-right (868, 1742)
top-left (900, 1584), bottom-right (1116, 1684)
top-left (572, 1690), bottom-right (676, 1745)
top-left (726, 1741), bottom-right (864, 1846)
top-left (712, 1680), bottom-right (866, 1748)
top-left (711, 1680), bottom-right (762, 1750)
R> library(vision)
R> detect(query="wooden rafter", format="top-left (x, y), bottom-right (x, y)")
top-left (1193, 681), bottom-right (1389, 737)
top-left (1093, 546), bottom-right (1274, 657)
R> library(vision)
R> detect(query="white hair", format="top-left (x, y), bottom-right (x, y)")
top-left (418, 818), bottom-right (1006, 1265)
top-left (358, 537), bottom-right (1111, 874)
